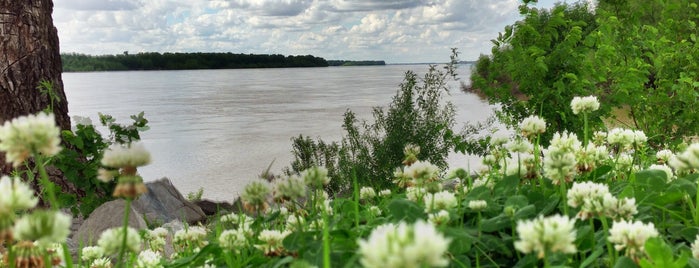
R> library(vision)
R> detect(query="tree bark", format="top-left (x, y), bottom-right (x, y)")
top-left (0, 1), bottom-right (75, 193)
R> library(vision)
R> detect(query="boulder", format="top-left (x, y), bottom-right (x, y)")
top-left (73, 199), bottom-right (148, 245)
top-left (195, 199), bottom-right (236, 216)
top-left (132, 178), bottom-right (206, 225)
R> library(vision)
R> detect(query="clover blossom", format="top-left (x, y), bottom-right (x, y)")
top-left (543, 147), bottom-right (577, 184)
top-left (367, 206), bottom-right (382, 217)
top-left (468, 200), bottom-right (488, 211)
top-left (656, 149), bottom-right (674, 164)
top-left (173, 226), bottom-right (208, 251)
top-left (90, 257), bottom-right (113, 268)
top-left (241, 180), bottom-right (271, 213)
top-left (360, 186), bottom-right (377, 200)
top-left (691, 235), bottom-right (699, 259)
top-left (98, 227), bottom-right (142, 255)
top-left (301, 166), bottom-right (330, 189)
top-left (520, 115), bottom-right (546, 139)
top-left (135, 249), bottom-right (163, 268)
top-left (576, 143), bottom-right (609, 172)
top-left (402, 144), bottom-right (421, 165)
top-left (378, 189), bottom-right (392, 197)
top-left (402, 160), bottom-right (441, 186)
top-left (669, 143), bottom-right (699, 171)
top-left (272, 175), bottom-right (306, 202)
top-left (406, 186), bottom-right (426, 202)
top-left (505, 139), bottom-right (533, 153)
top-left (101, 143), bottom-right (151, 171)
top-left (608, 220), bottom-right (658, 260)
top-left (504, 153), bottom-right (536, 178)
top-left (0, 112), bottom-right (62, 167)
top-left (81, 246), bottom-right (105, 262)
top-left (219, 228), bottom-right (248, 252)
top-left (0, 176), bottom-right (38, 215)
top-left (648, 164), bottom-right (674, 182)
top-left (13, 210), bottom-right (71, 246)
top-left (514, 214), bottom-right (577, 259)
top-left (357, 220), bottom-right (451, 268)
top-left (424, 190), bottom-right (457, 212)
top-left (571, 95), bottom-right (600, 115)
top-left (549, 132), bottom-right (582, 153)
top-left (567, 181), bottom-right (610, 210)
top-left (256, 229), bottom-right (291, 255)
top-left (428, 210), bottom-right (450, 225)
top-left (607, 128), bottom-right (635, 150)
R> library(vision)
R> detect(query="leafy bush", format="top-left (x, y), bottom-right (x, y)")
top-left (52, 112), bottom-right (149, 216)
top-left (287, 50), bottom-right (460, 195)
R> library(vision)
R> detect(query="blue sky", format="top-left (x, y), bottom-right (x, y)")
top-left (53, 0), bottom-right (592, 63)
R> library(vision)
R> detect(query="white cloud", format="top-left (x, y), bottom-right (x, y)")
top-left (53, 0), bottom-right (560, 62)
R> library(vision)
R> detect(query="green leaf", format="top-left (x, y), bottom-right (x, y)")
top-left (481, 214), bottom-right (512, 232)
top-left (614, 256), bottom-right (638, 268)
top-left (443, 227), bottom-right (473, 254)
top-left (387, 199), bottom-right (424, 223)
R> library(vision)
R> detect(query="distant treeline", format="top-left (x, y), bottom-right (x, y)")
top-left (61, 52), bottom-right (329, 72)
top-left (327, 60), bottom-right (386, 66)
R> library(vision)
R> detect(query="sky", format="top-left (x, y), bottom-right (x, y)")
top-left (52, 0), bottom-right (586, 63)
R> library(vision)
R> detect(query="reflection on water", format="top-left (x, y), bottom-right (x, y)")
top-left (63, 65), bottom-right (498, 201)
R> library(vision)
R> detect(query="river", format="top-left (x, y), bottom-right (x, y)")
top-left (63, 64), bottom-right (498, 201)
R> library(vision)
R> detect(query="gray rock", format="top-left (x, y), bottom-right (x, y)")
top-left (73, 199), bottom-right (148, 245)
top-left (132, 178), bottom-right (207, 225)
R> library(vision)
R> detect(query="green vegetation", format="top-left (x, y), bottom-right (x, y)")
top-left (467, 0), bottom-right (699, 147)
top-left (327, 60), bottom-right (386, 66)
top-left (286, 50), bottom-right (459, 196)
top-left (61, 52), bottom-right (329, 72)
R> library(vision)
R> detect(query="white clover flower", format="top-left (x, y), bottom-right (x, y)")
top-left (607, 128), bottom-right (635, 149)
top-left (656, 149), bottom-right (674, 164)
top-left (632, 130), bottom-right (647, 146)
top-left (72, 115), bottom-right (93, 127)
top-left (255, 229), bottom-right (291, 255)
top-left (13, 210), bottom-right (71, 246)
top-left (576, 143), bottom-right (609, 172)
top-left (0, 113), bottom-right (62, 166)
top-left (691, 235), bottom-right (699, 259)
top-left (406, 186), bottom-right (425, 202)
top-left (616, 153), bottom-right (633, 171)
top-left (316, 199), bottom-right (334, 215)
top-left (567, 181), bottom-right (610, 209)
top-left (378, 189), bottom-right (392, 197)
top-left (602, 194), bottom-right (637, 221)
top-left (428, 210), bottom-right (450, 225)
top-left (97, 168), bottom-right (118, 183)
top-left (514, 214), bottom-right (577, 259)
top-left (0, 176), bottom-right (38, 214)
top-left (301, 166), bottom-right (330, 188)
top-left (90, 257), bottom-right (113, 268)
top-left (592, 131), bottom-right (607, 145)
top-left (490, 136), bottom-right (509, 146)
top-left (648, 164), bottom-right (674, 182)
top-left (285, 214), bottom-right (306, 232)
top-left (468, 200), bottom-right (488, 211)
top-left (482, 154), bottom-right (497, 167)
top-left (98, 227), bottom-right (142, 255)
top-left (571, 95), bottom-right (600, 115)
top-left (670, 143), bottom-right (699, 171)
top-left (81, 246), bottom-right (105, 262)
top-left (520, 115), bottom-right (546, 138)
top-left (135, 249), bottom-right (163, 268)
top-left (360, 186), bottom-right (377, 200)
top-left (608, 220), bottom-right (658, 259)
top-left (357, 220), bottom-right (451, 268)
top-left (367, 206), bottom-right (382, 217)
top-left (240, 180), bottom-right (271, 210)
top-left (549, 132), bottom-right (582, 153)
top-left (505, 139), bottom-right (533, 153)
top-left (402, 160), bottom-right (441, 185)
top-left (273, 175), bottom-right (306, 201)
top-left (424, 190), bottom-right (457, 212)
top-left (472, 177), bottom-right (494, 189)
top-left (101, 142), bottom-right (151, 169)
top-left (543, 147), bottom-right (577, 184)
top-left (173, 226), bottom-right (208, 251)
top-left (218, 228), bottom-right (248, 252)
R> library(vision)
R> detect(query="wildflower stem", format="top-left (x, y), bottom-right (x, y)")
top-left (352, 169), bottom-right (360, 228)
top-left (116, 198), bottom-right (133, 268)
top-left (599, 216), bottom-right (615, 265)
top-left (583, 112), bottom-right (589, 146)
top-left (7, 238), bottom-right (15, 268)
top-left (559, 182), bottom-right (568, 216)
top-left (62, 242), bottom-right (74, 268)
top-left (322, 208), bottom-right (331, 268)
top-left (36, 155), bottom-right (58, 210)
top-left (695, 180), bottom-right (699, 225)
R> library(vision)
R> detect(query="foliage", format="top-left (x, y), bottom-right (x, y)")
top-left (51, 113), bottom-right (149, 216)
top-left (61, 52), bottom-right (329, 72)
top-left (287, 51), bottom-right (459, 195)
top-left (468, 0), bottom-right (699, 147)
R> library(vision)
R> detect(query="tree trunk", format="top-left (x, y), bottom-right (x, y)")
top-left (0, 1), bottom-right (76, 193)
